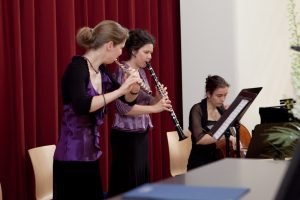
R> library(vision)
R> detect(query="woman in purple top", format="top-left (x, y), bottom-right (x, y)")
top-left (108, 29), bottom-right (172, 197)
top-left (53, 20), bottom-right (140, 200)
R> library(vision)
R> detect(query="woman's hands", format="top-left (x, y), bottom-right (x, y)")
top-left (129, 82), bottom-right (141, 94)
top-left (153, 84), bottom-right (168, 103)
top-left (119, 72), bottom-right (141, 95)
top-left (152, 97), bottom-right (172, 113)
top-left (229, 135), bottom-right (237, 150)
top-left (90, 72), bottom-right (141, 113)
top-left (120, 71), bottom-right (172, 114)
top-left (123, 68), bottom-right (141, 94)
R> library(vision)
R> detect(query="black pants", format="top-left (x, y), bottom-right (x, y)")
top-left (108, 129), bottom-right (149, 197)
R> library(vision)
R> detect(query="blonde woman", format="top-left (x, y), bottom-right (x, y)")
top-left (53, 20), bottom-right (140, 200)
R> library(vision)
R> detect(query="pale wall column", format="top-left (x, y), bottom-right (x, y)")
top-left (180, 0), bottom-right (295, 132)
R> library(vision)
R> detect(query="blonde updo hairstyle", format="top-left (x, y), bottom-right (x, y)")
top-left (76, 20), bottom-right (129, 50)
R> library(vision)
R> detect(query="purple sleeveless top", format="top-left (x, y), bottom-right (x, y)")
top-left (54, 70), bottom-right (113, 161)
top-left (112, 63), bottom-right (154, 132)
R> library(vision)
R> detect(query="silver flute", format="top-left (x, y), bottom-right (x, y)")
top-left (146, 62), bottom-right (187, 141)
top-left (114, 59), bottom-right (152, 94)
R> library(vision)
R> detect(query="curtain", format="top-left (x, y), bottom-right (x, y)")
top-left (0, 0), bottom-right (182, 199)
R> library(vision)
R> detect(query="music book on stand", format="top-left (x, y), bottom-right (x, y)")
top-left (210, 87), bottom-right (262, 140)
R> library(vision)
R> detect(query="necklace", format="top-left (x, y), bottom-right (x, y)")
top-left (84, 57), bottom-right (99, 74)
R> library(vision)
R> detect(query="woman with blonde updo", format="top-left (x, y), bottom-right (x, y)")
top-left (53, 20), bottom-right (140, 200)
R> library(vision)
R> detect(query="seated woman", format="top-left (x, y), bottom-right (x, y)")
top-left (187, 75), bottom-right (236, 170)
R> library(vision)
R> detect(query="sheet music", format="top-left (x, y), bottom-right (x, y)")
top-left (213, 99), bottom-right (249, 139)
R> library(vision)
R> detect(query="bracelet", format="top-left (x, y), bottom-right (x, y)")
top-left (130, 91), bottom-right (139, 95)
top-left (102, 93), bottom-right (106, 113)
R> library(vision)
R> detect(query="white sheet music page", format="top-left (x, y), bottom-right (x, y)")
top-left (213, 99), bottom-right (249, 139)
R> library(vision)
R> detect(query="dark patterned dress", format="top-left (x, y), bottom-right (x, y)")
top-left (187, 98), bottom-right (224, 170)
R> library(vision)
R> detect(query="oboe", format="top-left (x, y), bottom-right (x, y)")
top-left (115, 60), bottom-right (152, 94)
top-left (146, 62), bottom-right (187, 141)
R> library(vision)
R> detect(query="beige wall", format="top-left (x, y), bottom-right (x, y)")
top-left (180, 0), bottom-right (298, 132)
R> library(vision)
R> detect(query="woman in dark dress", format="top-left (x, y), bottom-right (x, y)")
top-left (187, 75), bottom-right (236, 170)
top-left (108, 29), bottom-right (172, 197)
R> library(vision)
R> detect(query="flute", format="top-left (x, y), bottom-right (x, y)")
top-left (114, 59), bottom-right (152, 94)
top-left (146, 62), bottom-right (187, 141)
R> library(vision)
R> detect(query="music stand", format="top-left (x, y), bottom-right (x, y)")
top-left (210, 87), bottom-right (263, 157)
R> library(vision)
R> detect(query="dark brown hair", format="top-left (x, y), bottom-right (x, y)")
top-left (205, 75), bottom-right (229, 94)
top-left (124, 29), bottom-right (155, 58)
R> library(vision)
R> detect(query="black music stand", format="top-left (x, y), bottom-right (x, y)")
top-left (210, 87), bottom-right (263, 157)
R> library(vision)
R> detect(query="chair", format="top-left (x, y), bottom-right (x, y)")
top-left (166, 130), bottom-right (192, 176)
top-left (0, 182), bottom-right (2, 200)
top-left (28, 145), bottom-right (56, 200)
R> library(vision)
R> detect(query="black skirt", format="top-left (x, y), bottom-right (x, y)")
top-left (108, 129), bottom-right (149, 197)
top-left (53, 159), bottom-right (103, 200)
top-left (187, 143), bottom-right (221, 170)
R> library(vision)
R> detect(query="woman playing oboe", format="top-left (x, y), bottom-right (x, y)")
top-left (108, 29), bottom-right (172, 197)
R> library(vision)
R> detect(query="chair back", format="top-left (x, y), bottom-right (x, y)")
top-left (166, 130), bottom-right (192, 176)
top-left (0, 182), bottom-right (2, 200)
top-left (28, 145), bottom-right (56, 200)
